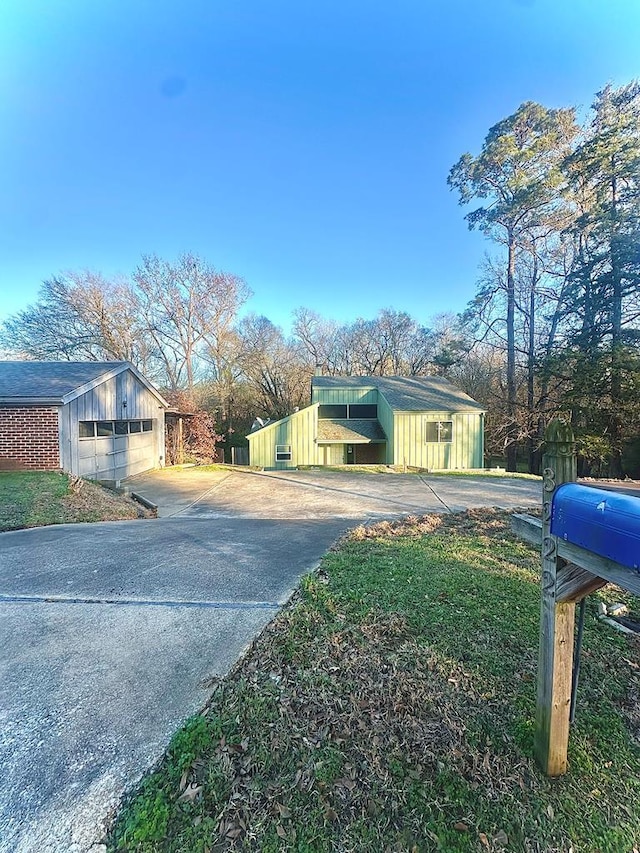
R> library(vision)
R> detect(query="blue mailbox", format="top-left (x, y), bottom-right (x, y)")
top-left (551, 484), bottom-right (640, 571)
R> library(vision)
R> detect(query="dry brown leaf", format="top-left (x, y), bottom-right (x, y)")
top-left (494, 829), bottom-right (508, 845)
top-left (177, 782), bottom-right (202, 803)
top-left (276, 802), bottom-right (292, 819)
top-left (226, 827), bottom-right (243, 839)
top-left (179, 769), bottom-right (190, 793)
top-left (453, 821), bottom-right (469, 832)
top-left (276, 824), bottom-right (287, 839)
top-left (325, 807), bottom-right (338, 822)
top-left (479, 832), bottom-right (490, 849)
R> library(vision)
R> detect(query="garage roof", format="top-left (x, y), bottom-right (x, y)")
top-left (0, 361), bottom-right (168, 406)
top-left (312, 375), bottom-right (485, 413)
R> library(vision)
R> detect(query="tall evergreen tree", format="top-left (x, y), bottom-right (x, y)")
top-left (562, 82), bottom-right (640, 474)
top-left (449, 102), bottom-right (577, 469)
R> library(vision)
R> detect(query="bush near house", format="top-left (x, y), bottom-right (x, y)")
top-left (164, 390), bottom-right (224, 465)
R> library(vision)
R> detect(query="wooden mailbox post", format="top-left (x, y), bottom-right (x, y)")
top-left (512, 419), bottom-right (640, 776)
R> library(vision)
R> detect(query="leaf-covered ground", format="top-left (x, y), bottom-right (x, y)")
top-left (108, 509), bottom-right (640, 853)
top-left (0, 471), bottom-right (153, 531)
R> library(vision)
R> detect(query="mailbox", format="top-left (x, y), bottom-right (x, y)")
top-left (551, 484), bottom-right (640, 571)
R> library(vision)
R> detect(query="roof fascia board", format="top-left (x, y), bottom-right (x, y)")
top-left (392, 407), bottom-right (487, 414)
top-left (61, 362), bottom-right (169, 407)
top-left (247, 403), bottom-right (319, 437)
top-left (126, 363), bottom-right (169, 407)
top-left (317, 439), bottom-right (381, 444)
top-left (0, 397), bottom-right (62, 406)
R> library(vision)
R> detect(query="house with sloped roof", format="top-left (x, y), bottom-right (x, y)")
top-left (0, 361), bottom-right (168, 482)
top-left (247, 374), bottom-right (485, 470)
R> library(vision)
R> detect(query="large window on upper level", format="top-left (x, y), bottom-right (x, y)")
top-left (348, 404), bottom-right (377, 419)
top-left (318, 404), bottom-right (347, 419)
top-left (318, 404), bottom-right (377, 419)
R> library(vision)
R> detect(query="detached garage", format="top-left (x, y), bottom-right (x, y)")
top-left (0, 361), bottom-right (168, 482)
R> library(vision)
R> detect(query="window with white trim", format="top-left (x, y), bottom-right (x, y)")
top-left (425, 420), bottom-right (453, 443)
top-left (275, 444), bottom-right (292, 461)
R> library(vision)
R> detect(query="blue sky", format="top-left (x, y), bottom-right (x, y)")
top-left (1, 0), bottom-right (639, 332)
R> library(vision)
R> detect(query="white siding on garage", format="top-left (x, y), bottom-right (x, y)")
top-left (59, 369), bottom-right (165, 480)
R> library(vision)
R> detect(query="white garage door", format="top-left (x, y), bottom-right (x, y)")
top-left (77, 419), bottom-right (157, 481)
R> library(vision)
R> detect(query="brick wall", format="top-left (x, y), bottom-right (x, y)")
top-left (0, 406), bottom-right (61, 471)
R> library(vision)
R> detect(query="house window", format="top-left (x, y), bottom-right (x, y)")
top-left (348, 404), bottom-right (377, 419)
top-left (318, 404), bottom-right (347, 419)
top-left (276, 444), bottom-right (292, 462)
top-left (96, 421), bottom-right (114, 437)
top-left (115, 420), bottom-right (129, 435)
top-left (318, 403), bottom-right (378, 419)
top-left (129, 420), bottom-right (142, 433)
top-left (425, 420), bottom-right (453, 443)
top-left (142, 420), bottom-right (153, 432)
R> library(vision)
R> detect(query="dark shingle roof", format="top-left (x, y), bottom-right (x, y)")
top-left (317, 418), bottom-right (387, 443)
top-left (312, 375), bottom-right (485, 413)
top-left (0, 361), bottom-right (167, 405)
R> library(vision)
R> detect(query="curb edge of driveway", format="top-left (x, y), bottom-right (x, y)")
top-left (129, 491), bottom-right (158, 511)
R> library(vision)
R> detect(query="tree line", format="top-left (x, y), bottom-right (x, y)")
top-left (449, 80), bottom-right (640, 476)
top-left (2, 80), bottom-right (639, 474)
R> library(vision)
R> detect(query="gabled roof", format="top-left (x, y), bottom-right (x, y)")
top-left (0, 361), bottom-right (168, 407)
top-left (317, 419), bottom-right (387, 443)
top-left (312, 375), bottom-right (485, 413)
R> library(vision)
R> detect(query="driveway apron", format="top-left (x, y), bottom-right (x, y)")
top-left (0, 469), bottom-right (540, 852)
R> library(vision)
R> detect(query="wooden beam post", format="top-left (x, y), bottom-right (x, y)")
top-left (177, 417), bottom-right (184, 465)
top-left (535, 419), bottom-right (577, 776)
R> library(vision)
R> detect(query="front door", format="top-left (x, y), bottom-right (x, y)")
top-left (346, 445), bottom-right (355, 464)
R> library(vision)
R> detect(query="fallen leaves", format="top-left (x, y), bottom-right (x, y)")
top-left (108, 507), bottom-right (640, 852)
top-left (177, 782), bottom-right (203, 803)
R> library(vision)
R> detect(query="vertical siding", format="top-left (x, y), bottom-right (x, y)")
top-left (247, 404), bottom-right (319, 469)
top-left (317, 444), bottom-right (346, 465)
top-left (64, 370), bottom-right (166, 478)
top-left (376, 393), bottom-right (394, 464)
top-left (59, 403), bottom-right (72, 472)
top-left (393, 411), bottom-right (483, 470)
top-left (311, 387), bottom-right (377, 405)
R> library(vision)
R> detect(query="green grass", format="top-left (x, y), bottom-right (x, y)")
top-left (160, 464), bottom-right (260, 473)
top-left (298, 465), bottom-right (394, 474)
top-left (298, 465), bottom-right (541, 479)
top-left (107, 509), bottom-right (640, 852)
top-left (426, 469), bottom-right (541, 480)
top-left (0, 471), bottom-right (147, 531)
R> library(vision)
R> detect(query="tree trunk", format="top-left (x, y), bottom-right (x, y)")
top-left (506, 230), bottom-right (518, 472)
top-left (527, 248), bottom-right (538, 473)
top-left (609, 164), bottom-right (624, 477)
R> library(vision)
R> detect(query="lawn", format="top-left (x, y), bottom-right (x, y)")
top-left (0, 471), bottom-right (152, 531)
top-left (108, 509), bottom-right (640, 853)
top-left (297, 465), bottom-right (540, 480)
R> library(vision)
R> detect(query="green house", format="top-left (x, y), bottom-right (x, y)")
top-left (247, 375), bottom-right (485, 471)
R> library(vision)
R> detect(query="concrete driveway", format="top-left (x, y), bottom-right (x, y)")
top-left (129, 466), bottom-right (541, 519)
top-left (0, 468), bottom-right (540, 853)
